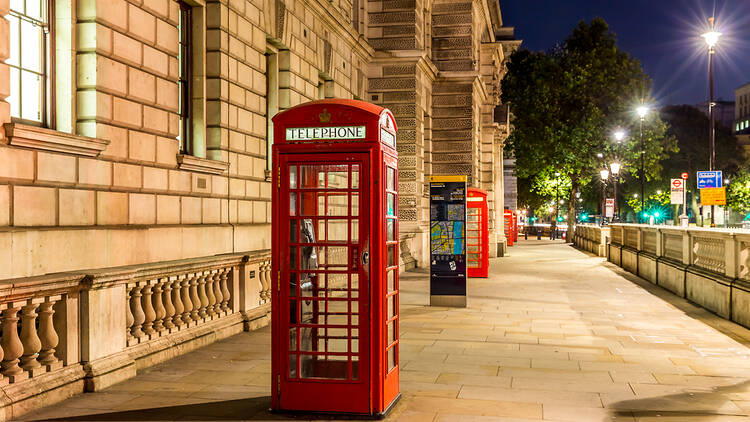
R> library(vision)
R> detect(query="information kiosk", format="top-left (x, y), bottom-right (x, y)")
top-left (271, 99), bottom-right (400, 416)
top-left (429, 176), bottom-right (467, 307)
top-left (466, 188), bottom-right (489, 278)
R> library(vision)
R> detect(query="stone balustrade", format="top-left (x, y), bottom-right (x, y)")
top-left (0, 251), bottom-right (271, 420)
top-left (572, 224), bottom-right (610, 256)
top-left (606, 224), bottom-right (750, 330)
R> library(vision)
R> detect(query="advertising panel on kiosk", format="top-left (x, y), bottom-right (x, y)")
top-left (270, 99), bottom-right (400, 417)
top-left (429, 176), bottom-right (467, 307)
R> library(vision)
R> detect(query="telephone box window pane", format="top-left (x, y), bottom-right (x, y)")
top-left (289, 219), bottom-right (298, 242)
top-left (300, 274), bottom-right (317, 299)
top-left (327, 194), bottom-right (348, 216)
top-left (289, 165), bottom-right (298, 188)
top-left (387, 321), bottom-right (395, 344)
top-left (351, 194), bottom-right (359, 216)
top-left (289, 193), bottom-right (297, 215)
top-left (289, 354), bottom-right (297, 378)
top-left (351, 328), bottom-right (359, 352)
top-left (290, 247), bottom-right (297, 269)
top-left (300, 166), bottom-right (318, 189)
top-left (351, 165), bottom-right (360, 189)
top-left (300, 219), bottom-right (316, 243)
top-left (289, 328), bottom-right (297, 350)
top-left (387, 295), bottom-right (395, 319)
top-left (387, 193), bottom-right (395, 216)
top-left (327, 220), bottom-right (348, 242)
top-left (387, 347), bottom-right (396, 372)
top-left (327, 169), bottom-right (349, 189)
top-left (351, 273), bottom-right (359, 292)
top-left (387, 245), bottom-right (396, 267)
top-left (352, 356), bottom-right (359, 380)
top-left (387, 167), bottom-right (395, 191)
top-left (300, 355), bottom-right (347, 380)
top-left (350, 220), bottom-right (359, 242)
top-left (387, 219), bottom-right (395, 241)
top-left (289, 300), bottom-right (297, 324)
top-left (325, 246), bottom-right (348, 266)
top-left (300, 193), bottom-right (316, 215)
top-left (289, 272), bottom-right (298, 297)
top-left (387, 270), bottom-right (395, 293)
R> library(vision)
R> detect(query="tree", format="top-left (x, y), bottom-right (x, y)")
top-left (502, 18), bottom-right (676, 233)
top-left (660, 105), bottom-right (743, 222)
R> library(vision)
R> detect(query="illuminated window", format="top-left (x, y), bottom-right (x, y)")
top-left (7, 0), bottom-right (51, 125)
top-left (177, 1), bottom-right (192, 154)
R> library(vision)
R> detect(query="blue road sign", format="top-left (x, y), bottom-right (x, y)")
top-left (697, 171), bottom-right (723, 189)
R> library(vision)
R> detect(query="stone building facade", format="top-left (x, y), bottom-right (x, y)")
top-left (0, 0), bottom-right (517, 416)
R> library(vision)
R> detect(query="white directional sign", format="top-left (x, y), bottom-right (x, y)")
top-left (670, 178), bottom-right (684, 205)
top-left (605, 198), bottom-right (615, 218)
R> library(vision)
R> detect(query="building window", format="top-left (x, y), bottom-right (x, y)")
top-left (7, 0), bottom-right (51, 125)
top-left (177, 1), bottom-right (192, 154)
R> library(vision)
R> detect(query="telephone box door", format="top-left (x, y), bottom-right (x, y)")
top-left (278, 153), bottom-right (371, 413)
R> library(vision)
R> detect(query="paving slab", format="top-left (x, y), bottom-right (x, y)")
top-left (17, 240), bottom-right (750, 421)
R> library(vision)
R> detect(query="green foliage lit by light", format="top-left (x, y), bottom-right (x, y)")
top-left (727, 168), bottom-right (750, 214)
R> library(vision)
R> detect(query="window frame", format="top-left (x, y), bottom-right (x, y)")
top-left (178, 0), bottom-right (193, 155)
top-left (7, 0), bottom-right (55, 127)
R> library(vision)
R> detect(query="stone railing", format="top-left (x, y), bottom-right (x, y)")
top-left (572, 224), bottom-right (610, 257)
top-left (606, 224), bottom-right (750, 330)
top-left (0, 251), bottom-right (271, 420)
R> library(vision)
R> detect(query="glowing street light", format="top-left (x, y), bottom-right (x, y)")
top-left (702, 17), bottom-right (721, 226)
top-left (637, 103), bottom-right (649, 220)
top-left (614, 129), bottom-right (626, 142)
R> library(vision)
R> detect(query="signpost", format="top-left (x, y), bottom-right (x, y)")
top-left (700, 187), bottom-right (726, 206)
top-left (697, 171), bottom-right (723, 189)
top-left (605, 198), bottom-right (614, 218)
top-left (670, 179), bottom-right (684, 205)
top-left (679, 173), bottom-right (689, 227)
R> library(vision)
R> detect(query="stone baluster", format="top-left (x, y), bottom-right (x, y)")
top-left (1, 305), bottom-right (25, 381)
top-left (37, 296), bottom-right (62, 370)
top-left (0, 313), bottom-right (4, 384)
top-left (152, 280), bottom-right (166, 332)
top-left (259, 261), bottom-right (270, 303)
top-left (125, 285), bottom-right (134, 341)
top-left (19, 302), bottom-right (43, 375)
top-left (189, 273), bottom-right (202, 321)
top-left (184, 274), bottom-right (197, 324)
top-left (205, 271), bottom-right (217, 317)
top-left (197, 272), bottom-right (209, 319)
top-left (162, 278), bottom-right (175, 330)
top-left (220, 268), bottom-right (231, 312)
top-left (130, 283), bottom-right (145, 339)
top-left (171, 277), bottom-right (185, 328)
top-left (212, 270), bottom-right (223, 316)
top-left (141, 283), bottom-right (156, 335)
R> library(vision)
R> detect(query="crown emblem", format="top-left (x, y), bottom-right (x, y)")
top-left (319, 109), bottom-right (331, 123)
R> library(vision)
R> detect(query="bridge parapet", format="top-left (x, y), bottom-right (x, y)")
top-left (0, 251), bottom-right (271, 420)
top-left (572, 224), bottom-right (609, 256)
top-left (599, 223), bottom-right (750, 331)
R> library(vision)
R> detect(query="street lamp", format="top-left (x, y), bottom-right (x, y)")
top-left (702, 18), bottom-right (721, 227)
top-left (614, 128), bottom-right (626, 143)
top-left (600, 169), bottom-right (610, 225)
top-left (637, 105), bottom-right (649, 220)
top-left (610, 162), bottom-right (621, 221)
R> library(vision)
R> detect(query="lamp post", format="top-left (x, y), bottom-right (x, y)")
top-left (637, 106), bottom-right (649, 221)
top-left (610, 162), bottom-right (621, 222)
top-left (600, 169), bottom-right (610, 225)
top-left (702, 18), bottom-right (721, 227)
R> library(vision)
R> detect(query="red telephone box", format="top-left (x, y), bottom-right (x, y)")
top-left (466, 188), bottom-right (489, 278)
top-left (271, 99), bottom-right (400, 416)
top-left (504, 210), bottom-right (514, 247)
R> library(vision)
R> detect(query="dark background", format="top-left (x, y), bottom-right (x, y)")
top-left (501, 0), bottom-right (750, 106)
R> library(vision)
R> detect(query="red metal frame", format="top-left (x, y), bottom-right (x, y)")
top-left (466, 188), bottom-right (489, 278)
top-left (271, 99), bottom-right (399, 416)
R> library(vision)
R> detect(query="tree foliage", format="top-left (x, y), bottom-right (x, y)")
top-left (502, 18), bottom-right (677, 227)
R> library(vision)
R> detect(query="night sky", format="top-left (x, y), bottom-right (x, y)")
top-left (501, 0), bottom-right (750, 106)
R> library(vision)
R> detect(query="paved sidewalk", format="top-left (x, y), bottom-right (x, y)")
top-left (19, 240), bottom-right (750, 421)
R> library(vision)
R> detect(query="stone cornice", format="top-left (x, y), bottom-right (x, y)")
top-left (177, 154), bottom-right (230, 175)
top-left (4, 123), bottom-right (109, 157)
top-left (306, 0), bottom-right (375, 61)
top-left (371, 50), bottom-right (438, 81)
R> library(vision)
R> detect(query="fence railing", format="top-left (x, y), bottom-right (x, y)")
top-left (599, 223), bottom-right (750, 330)
top-left (0, 250), bottom-right (271, 419)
